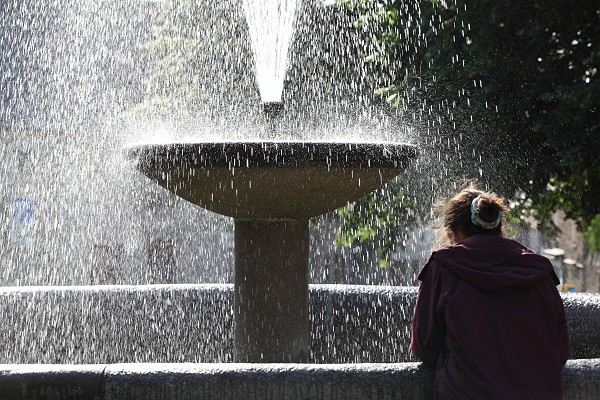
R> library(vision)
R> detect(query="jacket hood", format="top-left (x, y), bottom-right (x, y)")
top-left (428, 234), bottom-right (559, 293)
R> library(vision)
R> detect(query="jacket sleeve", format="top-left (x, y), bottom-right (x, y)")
top-left (410, 257), bottom-right (444, 368)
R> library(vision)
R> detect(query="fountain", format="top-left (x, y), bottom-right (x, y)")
top-left (121, 0), bottom-right (421, 364)
top-left (0, 0), bottom-right (600, 398)
top-left (123, 139), bottom-right (417, 362)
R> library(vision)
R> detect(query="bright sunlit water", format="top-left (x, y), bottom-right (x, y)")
top-left (0, 0), bottom-right (595, 370)
top-left (0, 283), bottom-right (418, 363)
top-left (243, 0), bottom-right (300, 102)
top-left (0, 0), bottom-right (437, 364)
top-left (1, 0), bottom-right (437, 288)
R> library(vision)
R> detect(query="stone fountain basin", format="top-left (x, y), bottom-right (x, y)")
top-left (0, 285), bottom-right (597, 364)
top-left (0, 285), bottom-right (599, 399)
top-left (0, 286), bottom-right (598, 399)
top-left (123, 141), bottom-right (418, 220)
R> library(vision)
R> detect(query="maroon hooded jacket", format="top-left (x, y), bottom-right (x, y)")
top-left (411, 234), bottom-right (570, 400)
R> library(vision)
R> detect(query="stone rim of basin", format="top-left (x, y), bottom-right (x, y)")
top-left (124, 140), bottom-right (418, 220)
top-left (124, 140), bottom-right (418, 169)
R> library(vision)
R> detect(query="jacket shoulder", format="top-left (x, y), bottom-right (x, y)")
top-left (417, 253), bottom-right (444, 281)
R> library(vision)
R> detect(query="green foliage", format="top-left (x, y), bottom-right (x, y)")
top-left (127, 0), bottom-right (257, 121)
top-left (584, 214), bottom-right (600, 254)
top-left (341, 0), bottom-right (600, 245)
top-left (335, 186), bottom-right (418, 265)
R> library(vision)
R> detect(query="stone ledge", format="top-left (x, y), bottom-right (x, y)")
top-left (0, 360), bottom-right (598, 400)
top-left (0, 285), bottom-right (597, 364)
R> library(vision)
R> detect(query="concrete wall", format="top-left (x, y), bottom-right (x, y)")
top-left (0, 284), bottom-right (597, 364)
top-left (1, 361), bottom-right (599, 400)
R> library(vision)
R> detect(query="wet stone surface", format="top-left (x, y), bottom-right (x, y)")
top-left (0, 360), bottom-right (599, 400)
top-left (0, 285), bottom-right (596, 363)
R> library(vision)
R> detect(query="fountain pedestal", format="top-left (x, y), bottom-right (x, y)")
top-left (125, 141), bottom-right (417, 362)
top-left (235, 220), bottom-right (309, 362)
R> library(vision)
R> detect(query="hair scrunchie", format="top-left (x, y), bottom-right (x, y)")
top-left (471, 196), bottom-right (503, 229)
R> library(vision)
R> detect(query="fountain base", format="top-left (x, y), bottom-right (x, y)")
top-left (1, 361), bottom-right (599, 400)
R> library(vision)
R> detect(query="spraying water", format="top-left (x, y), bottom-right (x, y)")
top-left (242, 0), bottom-right (300, 102)
top-left (1, 2), bottom-right (599, 387)
top-left (0, 0), bottom-right (431, 287)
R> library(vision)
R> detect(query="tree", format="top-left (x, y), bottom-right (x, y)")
top-left (340, 0), bottom-right (600, 242)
